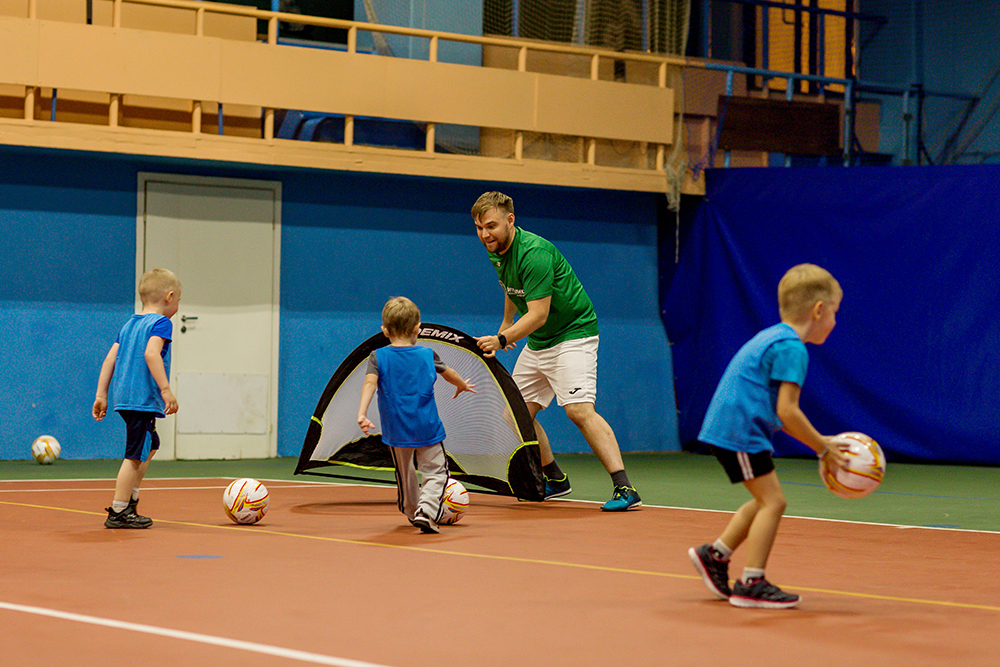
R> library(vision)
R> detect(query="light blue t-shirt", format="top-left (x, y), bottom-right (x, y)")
top-left (112, 314), bottom-right (172, 417)
top-left (371, 346), bottom-right (447, 448)
top-left (699, 323), bottom-right (808, 454)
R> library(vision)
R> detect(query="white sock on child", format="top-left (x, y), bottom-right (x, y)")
top-left (111, 500), bottom-right (129, 513)
top-left (742, 567), bottom-right (765, 582)
top-left (712, 539), bottom-right (734, 560)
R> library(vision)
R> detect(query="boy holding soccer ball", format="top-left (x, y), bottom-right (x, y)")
top-left (93, 268), bottom-right (181, 529)
top-left (357, 297), bottom-right (476, 534)
top-left (688, 264), bottom-right (848, 609)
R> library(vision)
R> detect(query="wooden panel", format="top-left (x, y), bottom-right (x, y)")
top-left (717, 95), bottom-right (840, 155)
top-left (36, 20), bottom-right (222, 100)
top-left (0, 17), bottom-right (39, 82)
top-left (537, 75), bottom-right (673, 144)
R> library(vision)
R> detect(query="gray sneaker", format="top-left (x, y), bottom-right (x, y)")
top-left (104, 507), bottom-right (152, 529)
top-left (411, 513), bottom-right (439, 534)
top-left (729, 578), bottom-right (800, 609)
top-left (688, 544), bottom-right (731, 599)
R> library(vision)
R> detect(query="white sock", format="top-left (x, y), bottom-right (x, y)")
top-left (131, 487), bottom-right (140, 501)
top-left (111, 500), bottom-right (129, 513)
top-left (712, 539), bottom-right (733, 560)
top-left (742, 567), bottom-right (765, 582)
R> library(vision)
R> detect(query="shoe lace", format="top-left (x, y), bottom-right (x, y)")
top-left (613, 485), bottom-right (633, 499)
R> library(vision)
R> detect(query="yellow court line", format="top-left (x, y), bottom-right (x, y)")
top-left (5, 499), bottom-right (999, 613)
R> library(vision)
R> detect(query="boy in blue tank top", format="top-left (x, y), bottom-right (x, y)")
top-left (93, 268), bottom-right (181, 529)
top-left (357, 297), bottom-right (476, 534)
top-left (688, 264), bottom-right (848, 609)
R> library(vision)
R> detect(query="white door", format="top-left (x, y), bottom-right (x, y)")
top-left (138, 174), bottom-right (281, 460)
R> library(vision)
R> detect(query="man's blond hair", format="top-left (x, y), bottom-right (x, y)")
top-left (471, 191), bottom-right (514, 221)
top-left (382, 296), bottom-right (421, 338)
top-left (138, 268), bottom-right (181, 305)
top-left (778, 264), bottom-right (841, 321)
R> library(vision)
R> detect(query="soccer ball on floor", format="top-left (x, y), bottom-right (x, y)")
top-left (31, 435), bottom-right (61, 465)
top-left (223, 478), bottom-right (269, 524)
top-left (819, 432), bottom-right (886, 499)
top-left (438, 478), bottom-right (469, 525)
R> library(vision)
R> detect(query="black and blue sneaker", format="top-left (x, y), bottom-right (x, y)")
top-left (543, 474), bottom-right (572, 500)
top-left (729, 578), bottom-right (800, 609)
top-left (601, 485), bottom-right (642, 511)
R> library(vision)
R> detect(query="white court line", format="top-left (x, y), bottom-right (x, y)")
top-left (0, 483), bottom-right (339, 494)
top-left (0, 601), bottom-right (394, 667)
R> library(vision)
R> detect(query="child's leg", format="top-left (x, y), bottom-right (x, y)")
top-left (390, 446), bottom-right (420, 520)
top-left (414, 443), bottom-right (448, 523)
top-left (113, 458), bottom-right (142, 504)
top-left (739, 471), bottom-right (787, 571)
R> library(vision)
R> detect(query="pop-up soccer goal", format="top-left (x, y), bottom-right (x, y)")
top-left (295, 323), bottom-right (545, 501)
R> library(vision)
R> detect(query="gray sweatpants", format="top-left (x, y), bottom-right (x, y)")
top-left (390, 443), bottom-right (448, 523)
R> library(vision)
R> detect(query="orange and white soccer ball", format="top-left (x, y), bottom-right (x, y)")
top-left (31, 435), bottom-right (61, 465)
top-left (438, 478), bottom-right (469, 525)
top-left (223, 478), bottom-right (269, 524)
top-left (819, 432), bottom-right (886, 499)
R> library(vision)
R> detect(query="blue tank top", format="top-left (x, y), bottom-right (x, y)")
top-left (699, 323), bottom-right (808, 453)
top-left (112, 314), bottom-right (172, 416)
top-left (375, 346), bottom-right (447, 448)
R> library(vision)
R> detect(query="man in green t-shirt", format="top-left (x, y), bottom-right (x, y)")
top-left (471, 191), bottom-right (641, 511)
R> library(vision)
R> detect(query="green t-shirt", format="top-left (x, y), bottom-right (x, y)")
top-left (488, 228), bottom-right (599, 350)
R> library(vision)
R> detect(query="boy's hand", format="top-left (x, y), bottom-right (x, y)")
top-left (452, 379), bottom-right (476, 398)
top-left (161, 388), bottom-right (179, 415)
top-left (358, 415), bottom-right (374, 434)
top-left (92, 397), bottom-right (108, 421)
top-left (821, 437), bottom-right (849, 468)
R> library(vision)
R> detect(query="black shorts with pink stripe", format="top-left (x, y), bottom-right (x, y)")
top-left (704, 443), bottom-right (775, 484)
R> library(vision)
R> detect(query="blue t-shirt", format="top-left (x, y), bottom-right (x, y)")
top-left (699, 323), bottom-right (808, 454)
top-left (371, 346), bottom-right (447, 448)
top-left (112, 314), bottom-right (172, 417)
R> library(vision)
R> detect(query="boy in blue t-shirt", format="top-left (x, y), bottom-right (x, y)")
top-left (93, 268), bottom-right (181, 529)
top-left (688, 264), bottom-right (848, 609)
top-left (357, 297), bottom-right (476, 534)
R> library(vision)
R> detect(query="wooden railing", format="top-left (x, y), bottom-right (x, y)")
top-left (0, 0), bottom-right (689, 192)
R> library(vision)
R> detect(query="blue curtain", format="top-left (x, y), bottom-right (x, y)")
top-left (663, 165), bottom-right (1000, 465)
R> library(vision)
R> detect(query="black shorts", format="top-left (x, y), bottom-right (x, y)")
top-left (706, 443), bottom-right (775, 484)
top-left (119, 410), bottom-right (160, 462)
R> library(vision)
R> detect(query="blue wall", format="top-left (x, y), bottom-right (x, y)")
top-left (0, 145), bottom-right (679, 460)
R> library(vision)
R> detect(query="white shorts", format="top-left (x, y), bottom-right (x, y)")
top-left (512, 335), bottom-right (599, 409)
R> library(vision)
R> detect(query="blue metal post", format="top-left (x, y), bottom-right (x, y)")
top-left (641, 0), bottom-right (649, 52)
top-left (723, 70), bottom-right (734, 167)
top-left (50, 88), bottom-right (57, 121)
top-left (218, 103), bottom-right (224, 135)
top-left (784, 77), bottom-right (794, 166)
top-left (702, 0), bottom-right (711, 58)
top-left (512, 0), bottom-right (519, 38)
top-left (843, 80), bottom-right (853, 165)
top-left (573, 0), bottom-right (586, 44)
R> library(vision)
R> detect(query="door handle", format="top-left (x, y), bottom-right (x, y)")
top-left (181, 315), bottom-right (198, 322)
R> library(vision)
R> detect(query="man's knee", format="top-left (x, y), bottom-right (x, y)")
top-left (564, 402), bottom-right (596, 426)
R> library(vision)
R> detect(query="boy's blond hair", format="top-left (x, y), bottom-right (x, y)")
top-left (382, 296), bottom-right (421, 338)
top-left (778, 264), bottom-right (841, 321)
top-left (471, 191), bottom-right (514, 221)
top-left (138, 268), bottom-right (181, 305)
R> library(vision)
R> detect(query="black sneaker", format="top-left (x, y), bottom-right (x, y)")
top-left (543, 475), bottom-right (572, 500)
top-left (127, 496), bottom-right (139, 514)
top-left (411, 513), bottom-right (439, 534)
top-left (104, 507), bottom-right (153, 529)
top-left (729, 577), bottom-right (800, 609)
top-left (688, 544), bottom-right (731, 599)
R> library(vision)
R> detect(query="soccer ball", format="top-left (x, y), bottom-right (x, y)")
top-left (819, 432), bottom-right (886, 499)
top-left (223, 478), bottom-right (269, 524)
top-left (438, 478), bottom-right (469, 525)
top-left (31, 435), bottom-right (61, 465)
